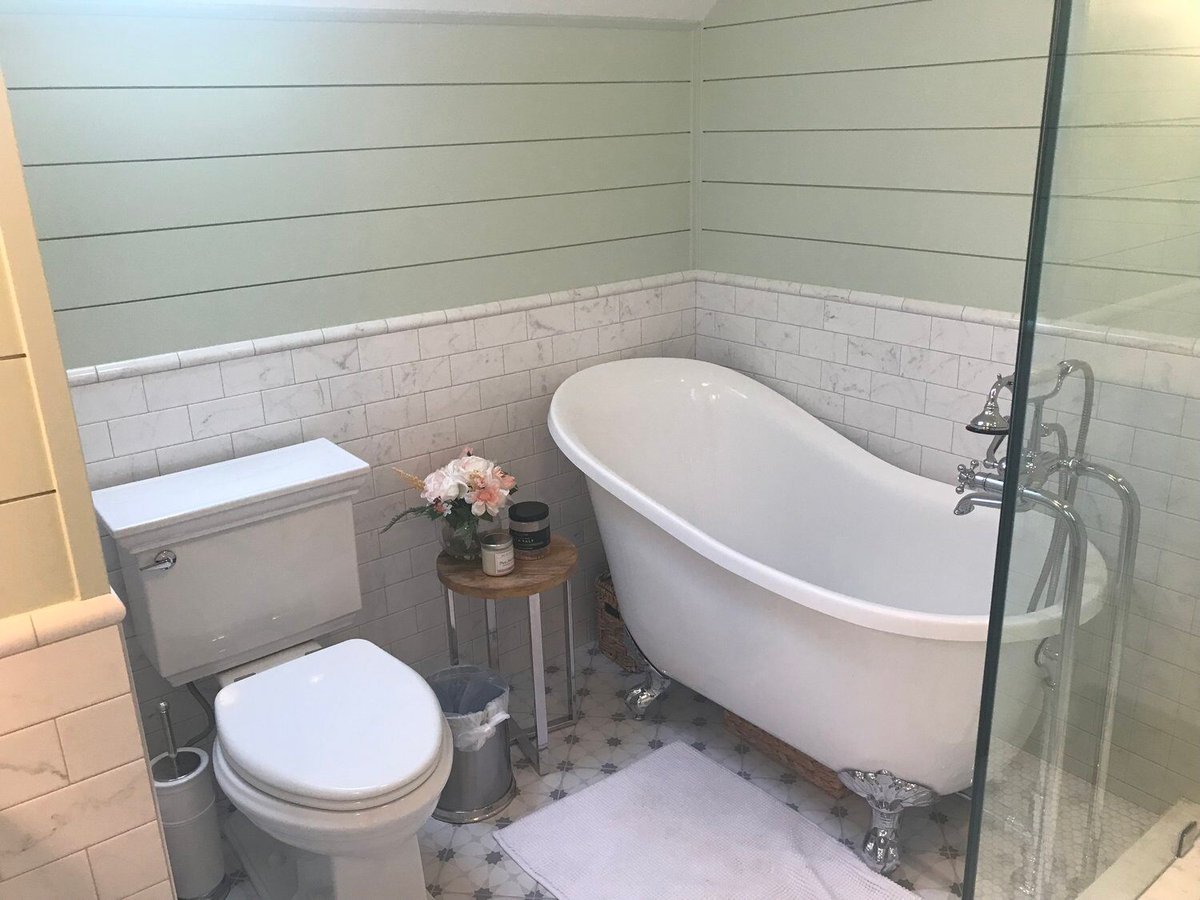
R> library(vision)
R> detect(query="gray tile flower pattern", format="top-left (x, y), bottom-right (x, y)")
top-left (227, 647), bottom-right (971, 899)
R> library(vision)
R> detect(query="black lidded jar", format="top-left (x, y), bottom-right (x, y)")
top-left (508, 501), bottom-right (551, 560)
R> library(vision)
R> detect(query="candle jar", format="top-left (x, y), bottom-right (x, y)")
top-left (509, 501), bottom-right (551, 560)
top-left (480, 531), bottom-right (515, 577)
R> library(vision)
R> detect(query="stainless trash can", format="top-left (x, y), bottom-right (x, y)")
top-left (429, 665), bottom-right (516, 824)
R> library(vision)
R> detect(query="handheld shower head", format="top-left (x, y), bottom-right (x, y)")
top-left (965, 373), bottom-right (1015, 436)
top-left (966, 395), bottom-right (1011, 435)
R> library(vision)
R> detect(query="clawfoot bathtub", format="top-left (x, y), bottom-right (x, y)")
top-left (549, 358), bottom-right (1105, 873)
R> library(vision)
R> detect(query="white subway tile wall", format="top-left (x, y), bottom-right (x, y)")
top-left (695, 277), bottom-right (1020, 482)
top-left (692, 273), bottom-right (1200, 815)
top-left (69, 271), bottom-right (1200, 815)
top-left (74, 276), bottom-right (696, 754)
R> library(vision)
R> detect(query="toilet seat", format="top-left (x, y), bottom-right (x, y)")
top-left (214, 639), bottom-right (445, 811)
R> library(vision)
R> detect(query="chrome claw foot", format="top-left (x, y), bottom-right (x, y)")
top-left (624, 668), bottom-right (671, 720)
top-left (622, 629), bottom-right (672, 720)
top-left (838, 769), bottom-right (937, 876)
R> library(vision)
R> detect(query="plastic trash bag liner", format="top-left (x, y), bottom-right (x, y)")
top-left (428, 665), bottom-right (511, 752)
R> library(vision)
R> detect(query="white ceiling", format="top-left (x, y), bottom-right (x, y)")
top-left (98, 0), bottom-right (721, 21)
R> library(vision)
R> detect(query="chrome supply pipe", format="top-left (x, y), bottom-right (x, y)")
top-left (1027, 421), bottom-right (1071, 614)
top-left (1066, 460), bottom-right (1140, 882)
top-left (1025, 360), bottom-right (1095, 615)
top-left (956, 471), bottom-right (1088, 898)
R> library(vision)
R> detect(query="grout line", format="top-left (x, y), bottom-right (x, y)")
top-left (82, 816), bottom-right (159, 857)
top-left (50, 717), bottom-right (70, 783)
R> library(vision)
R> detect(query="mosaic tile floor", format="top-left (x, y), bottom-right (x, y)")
top-left (973, 740), bottom-right (1158, 899)
top-left (223, 647), bottom-right (972, 899)
top-left (420, 648), bottom-right (971, 899)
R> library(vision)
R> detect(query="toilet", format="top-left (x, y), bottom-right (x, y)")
top-left (94, 439), bottom-right (453, 900)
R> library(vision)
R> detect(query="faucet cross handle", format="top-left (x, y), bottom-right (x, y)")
top-left (956, 460), bottom-right (982, 495)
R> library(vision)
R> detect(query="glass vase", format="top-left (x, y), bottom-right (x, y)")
top-left (438, 517), bottom-right (483, 561)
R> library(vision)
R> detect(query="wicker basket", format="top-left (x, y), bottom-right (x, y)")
top-left (595, 574), bottom-right (643, 673)
top-left (724, 710), bottom-right (848, 798)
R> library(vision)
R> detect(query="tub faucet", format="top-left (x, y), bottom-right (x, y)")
top-left (952, 492), bottom-right (1001, 516)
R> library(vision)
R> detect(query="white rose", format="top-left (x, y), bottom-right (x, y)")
top-left (422, 467), bottom-right (465, 503)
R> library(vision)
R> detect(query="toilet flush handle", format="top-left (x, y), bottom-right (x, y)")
top-left (140, 550), bottom-right (177, 572)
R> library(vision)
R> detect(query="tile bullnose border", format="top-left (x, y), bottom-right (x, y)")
top-left (63, 270), bottom-right (1199, 388)
top-left (0, 592), bottom-right (126, 661)
top-left (691, 271), bottom-right (1197, 360)
top-left (0, 612), bottom-right (37, 658)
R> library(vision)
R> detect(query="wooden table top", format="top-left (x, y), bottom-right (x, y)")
top-left (436, 534), bottom-right (578, 599)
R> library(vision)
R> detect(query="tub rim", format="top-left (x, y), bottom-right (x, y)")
top-left (548, 357), bottom-right (1106, 643)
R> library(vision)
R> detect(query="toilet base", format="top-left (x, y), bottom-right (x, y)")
top-left (225, 810), bottom-right (431, 900)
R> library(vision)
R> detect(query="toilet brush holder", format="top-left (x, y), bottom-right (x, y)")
top-left (152, 745), bottom-right (229, 900)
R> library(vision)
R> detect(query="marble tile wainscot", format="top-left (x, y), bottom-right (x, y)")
top-left (65, 267), bottom-right (1200, 809)
top-left (66, 275), bottom-right (697, 755)
top-left (0, 594), bottom-right (173, 900)
top-left (690, 270), bottom-right (1200, 815)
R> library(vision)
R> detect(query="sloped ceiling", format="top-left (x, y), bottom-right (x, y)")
top-left (171, 0), bottom-right (720, 21)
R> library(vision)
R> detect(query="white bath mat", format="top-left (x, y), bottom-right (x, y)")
top-left (495, 741), bottom-right (911, 900)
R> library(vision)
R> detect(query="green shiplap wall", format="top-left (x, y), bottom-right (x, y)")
top-left (0, 13), bottom-right (694, 366)
top-left (1037, 4), bottom-right (1200, 337)
top-left (698, 0), bottom-right (1055, 311)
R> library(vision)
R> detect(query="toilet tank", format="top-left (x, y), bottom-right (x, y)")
top-left (94, 439), bottom-right (370, 685)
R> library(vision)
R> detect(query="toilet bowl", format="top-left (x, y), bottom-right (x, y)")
top-left (212, 639), bottom-right (453, 900)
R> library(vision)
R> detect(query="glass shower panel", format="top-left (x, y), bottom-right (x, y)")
top-left (968, 1), bottom-right (1200, 897)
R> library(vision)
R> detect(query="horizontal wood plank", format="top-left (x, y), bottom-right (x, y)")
top-left (702, 129), bottom-right (1040, 195)
top-left (701, 59), bottom-right (1048, 132)
top-left (0, 15), bottom-right (692, 87)
top-left (701, 182), bottom-right (1031, 260)
top-left (702, 0), bottom-right (1052, 82)
top-left (703, 0), bottom-right (925, 29)
top-left (1059, 55), bottom-right (1200, 128)
top-left (700, 229), bottom-right (1026, 311)
top-left (1053, 128), bottom-right (1200, 198)
top-left (43, 183), bottom-right (690, 309)
top-left (10, 82), bottom-right (691, 164)
top-left (26, 133), bottom-right (691, 238)
top-left (52, 231), bottom-right (691, 367)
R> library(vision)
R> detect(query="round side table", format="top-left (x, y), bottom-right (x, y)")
top-left (436, 534), bottom-right (578, 775)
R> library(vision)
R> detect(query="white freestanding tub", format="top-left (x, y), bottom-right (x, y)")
top-left (548, 358), bottom-right (1106, 803)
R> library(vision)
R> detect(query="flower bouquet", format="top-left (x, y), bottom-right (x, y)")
top-left (384, 447), bottom-right (518, 560)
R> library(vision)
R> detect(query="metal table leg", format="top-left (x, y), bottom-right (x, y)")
top-left (529, 592), bottom-right (549, 756)
top-left (444, 588), bottom-right (459, 666)
top-left (563, 579), bottom-right (577, 724)
top-left (485, 598), bottom-right (500, 669)
top-left (476, 587), bottom-right (577, 778)
top-left (485, 596), bottom-right (542, 773)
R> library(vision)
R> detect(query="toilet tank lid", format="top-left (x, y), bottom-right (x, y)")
top-left (93, 439), bottom-right (369, 541)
